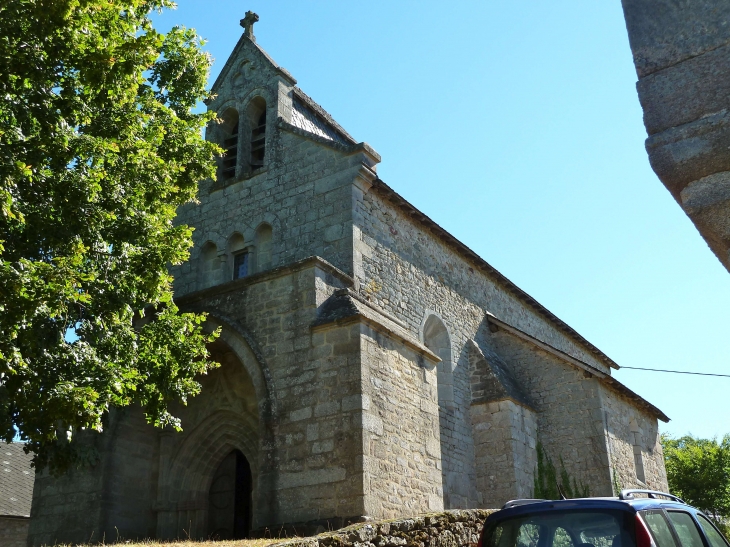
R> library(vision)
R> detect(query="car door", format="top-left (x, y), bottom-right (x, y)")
top-left (664, 511), bottom-right (706, 547)
top-left (640, 510), bottom-right (681, 547)
top-left (694, 514), bottom-right (730, 547)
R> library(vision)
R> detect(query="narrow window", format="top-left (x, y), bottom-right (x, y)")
top-left (233, 251), bottom-right (249, 280)
top-left (228, 232), bottom-right (249, 280)
top-left (250, 111), bottom-right (266, 169)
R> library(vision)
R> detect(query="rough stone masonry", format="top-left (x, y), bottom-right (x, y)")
top-left (28, 13), bottom-right (669, 546)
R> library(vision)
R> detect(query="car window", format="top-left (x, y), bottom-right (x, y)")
top-left (553, 527), bottom-right (576, 547)
top-left (696, 515), bottom-right (730, 547)
top-left (642, 511), bottom-right (679, 547)
top-left (484, 510), bottom-right (633, 547)
top-left (516, 523), bottom-right (541, 547)
top-left (667, 512), bottom-right (704, 547)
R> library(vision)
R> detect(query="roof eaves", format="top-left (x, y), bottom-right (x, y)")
top-left (486, 313), bottom-right (669, 422)
top-left (370, 177), bottom-right (621, 371)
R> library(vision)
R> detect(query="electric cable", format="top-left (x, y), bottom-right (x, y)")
top-left (619, 366), bottom-right (730, 378)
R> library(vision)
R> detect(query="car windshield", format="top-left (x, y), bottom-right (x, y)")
top-left (484, 509), bottom-right (637, 547)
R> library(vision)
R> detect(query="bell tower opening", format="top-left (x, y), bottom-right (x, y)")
top-left (207, 449), bottom-right (253, 539)
top-left (246, 97), bottom-right (267, 170)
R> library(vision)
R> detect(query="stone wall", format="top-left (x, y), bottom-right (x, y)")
top-left (487, 330), bottom-right (612, 497)
top-left (600, 385), bottom-right (668, 492)
top-left (172, 128), bottom-right (367, 296)
top-left (621, 1), bottom-right (730, 272)
top-left (360, 322), bottom-right (443, 518)
top-left (0, 517), bottom-right (29, 547)
top-left (470, 400), bottom-right (537, 507)
top-left (272, 509), bottom-right (494, 547)
top-left (29, 431), bottom-right (107, 546)
top-left (352, 183), bottom-right (630, 506)
top-left (169, 259), bottom-right (366, 535)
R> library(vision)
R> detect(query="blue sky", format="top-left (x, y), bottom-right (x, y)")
top-left (155, 1), bottom-right (730, 439)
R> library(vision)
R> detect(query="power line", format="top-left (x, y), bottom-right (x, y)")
top-left (620, 366), bottom-right (730, 378)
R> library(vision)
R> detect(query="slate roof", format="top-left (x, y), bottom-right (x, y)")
top-left (468, 340), bottom-right (532, 409)
top-left (0, 443), bottom-right (34, 517)
top-left (291, 89), bottom-right (356, 145)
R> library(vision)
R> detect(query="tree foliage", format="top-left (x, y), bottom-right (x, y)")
top-left (663, 434), bottom-right (730, 523)
top-left (0, 0), bottom-right (220, 472)
top-left (533, 441), bottom-right (590, 499)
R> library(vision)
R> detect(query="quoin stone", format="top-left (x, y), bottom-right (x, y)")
top-left (29, 13), bottom-right (669, 545)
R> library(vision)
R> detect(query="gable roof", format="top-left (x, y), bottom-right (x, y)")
top-left (0, 443), bottom-right (34, 518)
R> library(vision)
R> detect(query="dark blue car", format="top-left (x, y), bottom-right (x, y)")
top-left (478, 490), bottom-right (729, 547)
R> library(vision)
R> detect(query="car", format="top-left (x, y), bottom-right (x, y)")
top-left (477, 489), bottom-right (729, 547)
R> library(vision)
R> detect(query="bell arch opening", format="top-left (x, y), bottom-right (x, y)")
top-left (207, 449), bottom-right (253, 539)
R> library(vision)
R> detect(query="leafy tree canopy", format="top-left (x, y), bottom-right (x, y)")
top-left (0, 0), bottom-right (220, 472)
top-left (663, 434), bottom-right (730, 522)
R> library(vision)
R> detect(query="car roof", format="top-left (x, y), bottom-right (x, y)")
top-left (487, 496), bottom-right (700, 523)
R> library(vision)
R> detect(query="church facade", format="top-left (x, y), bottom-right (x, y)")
top-left (29, 15), bottom-right (669, 545)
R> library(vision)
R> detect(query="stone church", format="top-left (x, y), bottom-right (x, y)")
top-left (29, 13), bottom-right (669, 546)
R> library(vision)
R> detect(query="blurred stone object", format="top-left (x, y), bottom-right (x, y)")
top-left (622, 0), bottom-right (730, 272)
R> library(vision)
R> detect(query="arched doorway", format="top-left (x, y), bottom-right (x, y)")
top-left (154, 318), bottom-right (277, 540)
top-left (207, 449), bottom-right (253, 539)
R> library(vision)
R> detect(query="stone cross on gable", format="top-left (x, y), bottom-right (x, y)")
top-left (240, 11), bottom-right (259, 40)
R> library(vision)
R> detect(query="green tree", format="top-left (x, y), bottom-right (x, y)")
top-left (0, 0), bottom-right (221, 473)
top-left (663, 434), bottom-right (730, 526)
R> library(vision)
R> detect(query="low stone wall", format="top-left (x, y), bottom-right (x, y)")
top-left (272, 510), bottom-right (496, 547)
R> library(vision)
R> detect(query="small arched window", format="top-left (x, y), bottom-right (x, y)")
top-left (246, 98), bottom-right (267, 170)
top-left (255, 223), bottom-right (272, 272)
top-left (423, 314), bottom-right (454, 407)
top-left (220, 109), bottom-right (240, 181)
top-left (228, 232), bottom-right (249, 280)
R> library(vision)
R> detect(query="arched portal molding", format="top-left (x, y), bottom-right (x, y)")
top-left (157, 410), bottom-right (260, 539)
top-left (204, 313), bottom-right (278, 421)
top-left (168, 410), bottom-right (259, 503)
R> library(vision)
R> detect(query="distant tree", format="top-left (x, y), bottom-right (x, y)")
top-left (0, 0), bottom-right (220, 473)
top-left (663, 434), bottom-right (730, 529)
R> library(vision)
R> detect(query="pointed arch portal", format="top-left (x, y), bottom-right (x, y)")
top-left (154, 316), bottom-right (275, 540)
